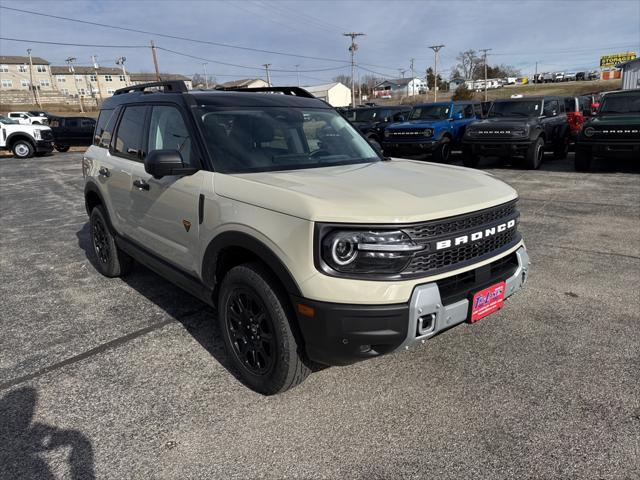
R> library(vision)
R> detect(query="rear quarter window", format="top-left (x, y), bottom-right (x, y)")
top-left (94, 109), bottom-right (114, 146)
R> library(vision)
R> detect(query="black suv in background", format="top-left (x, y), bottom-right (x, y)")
top-left (345, 106), bottom-right (411, 148)
top-left (575, 89), bottom-right (640, 171)
top-left (462, 96), bottom-right (569, 169)
top-left (48, 116), bottom-right (96, 152)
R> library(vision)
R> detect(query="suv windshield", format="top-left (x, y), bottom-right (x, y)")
top-left (489, 100), bottom-right (542, 117)
top-left (599, 94), bottom-right (640, 114)
top-left (0, 115), bottom-right (20, 124)
top-left (409, 105), bottom-right (450, 120)
top-left (196, 106), bottom-right (379, 173)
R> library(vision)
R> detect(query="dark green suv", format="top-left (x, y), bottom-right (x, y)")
top-left (575, 89), bottom-right (640, 171)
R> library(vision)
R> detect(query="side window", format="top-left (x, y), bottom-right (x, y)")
top-left (543, 100), bottom-right (559, 117)
top-left (147, 106), bottom-right (194, 166)
top-left (463, 104), bottom-right (474, 118)
top-left (113, 106), bottom-right (147, 159)
top-left (94, 109), bottom-right (113, 146)
top-left (473, 104), bottom-right (483, 117)
top-left (81, 118), bottom-right (96, 129)
top-left (66, 118), bottom-right (80, 128)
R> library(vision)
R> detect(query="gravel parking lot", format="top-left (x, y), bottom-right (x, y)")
top-left (1, 152), bottom-right (639, 479)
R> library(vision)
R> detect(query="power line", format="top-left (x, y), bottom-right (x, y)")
top-left (0, 36), bottom-right (148, 48)
top-left (0, 6), bottom-right (356, 64)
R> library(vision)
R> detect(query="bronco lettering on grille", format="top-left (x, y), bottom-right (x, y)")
top-left (435, 219), bottom-right (516, 250)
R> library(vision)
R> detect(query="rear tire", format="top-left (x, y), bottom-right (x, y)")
top-left (12, 140), bottom-right (34, 159)
top-left (432, 136), bottom-right (451, 162)
top-left (55, 145), bottom-right (70, 152)
top-left (574, 148), bottom-right (593, 172)
top-left (89, 205), bottom-right (133, 277)
top-left (462, 146), bottom-right (480, 168)
top-left (218, 263), bottom-right (310, 395)
top-left (524, 136), bottom-right (544, 169)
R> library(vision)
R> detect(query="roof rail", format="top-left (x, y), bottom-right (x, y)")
top-left (113, 80), bottom-right (188, 96)
top-left (214, 86), bottom-right (316, 99)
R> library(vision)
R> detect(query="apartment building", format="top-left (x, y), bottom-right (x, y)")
top-left (0, 55), bottom-right (55, 92)
top-left (49, 66), bottom-right (130, 99)
top-left (129, 73), bottom-right (193, 90)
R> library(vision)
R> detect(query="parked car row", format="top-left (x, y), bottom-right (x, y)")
top-left (0, 112), bottom-right (95, 158)
top-left (532, 70), bottom-right (599, 83)
top-left (340, 89), bottom-right (639, 172)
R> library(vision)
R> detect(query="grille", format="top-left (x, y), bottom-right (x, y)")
top-left (406, 201), bottom-right (517, 240)
top-left (590, 127), bottom-right (640, 140)
top-left (387, 129), bottom-right (430, 138)
top-left (406, 228), bottom-right (518, 276)
top-left (41, 130), bottom-right (54, 141)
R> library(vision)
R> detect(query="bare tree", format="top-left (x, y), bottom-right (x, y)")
top-left (455, 50), bottom-right (480, 80)
top-left (332, 74), bottom-right (352, 86)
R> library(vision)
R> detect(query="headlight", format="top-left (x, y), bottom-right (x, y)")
top-left (583, 126), bottom-right (595, 137)
top-left (512, 127), bottom-right (528, 137)
top-left (321, 229), bottom-right (423, 275)
top-left (33, 129), bottom-right (42, 140)
top-left (465, 128), bottom-right (477, 137)
top-left (424, 128), bottom-right (434, 137)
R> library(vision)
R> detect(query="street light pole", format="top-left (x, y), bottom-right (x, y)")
top-left (480, 48), bottom-right (492, 102)
top-left (295, 64), bottom-right (300, 87)
top-left (202, 62), bottom-right (209, 89)
top-left (116, 57), bottom-right (127, 86)
top-left (343, 32), bottom-right (365, 107)
top-left (26, 48), bottom-right (41, 108)
top-left (262, 63), bottom-right (272, 86)
top-left (428, 45), bottom-right (444, 103)
top-left (66, 57), bottom-right (84, 113)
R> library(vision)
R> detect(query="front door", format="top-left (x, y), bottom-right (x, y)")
top-left (127, 104), bottom-right (203, 273)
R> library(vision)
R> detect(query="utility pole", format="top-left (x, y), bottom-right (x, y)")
top-left (410, 58), bottom-right (415, 96)
top-left (262, 63), bottom-right (272, 86)
top-left (294, 64), bottom-right (300, 87)
top-left (66, 57), bottom-right (84, 113)
top-left (91, 55), bottom-right (103, 102)
top-left (343, 32), bottom-right (365, 107)
top-left (480, 48), bottom-right (492, 102)
top-left (116, 56), bottom-right (127, 86)
top-left (26, 48), bottom-right (40, 108)
top-left (534, 61), bottom-right (538, 91)
top-left (398, 68), bottom-right (406, 78)
top-left (428, 45), bottom-right (444, 103)
top-left (202, 63), bottom-right (209, 89)
top-left (150, 40), bottom-right (161, 81)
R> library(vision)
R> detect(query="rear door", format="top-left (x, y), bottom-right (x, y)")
top-left (541, 99), bottom-right (563, 143)
top-left (80, 118), bottom-right (96, 145)
top-left (127, 104), bottom-right (204, 273)
top-left (63, 117), bottom-right (82, 144)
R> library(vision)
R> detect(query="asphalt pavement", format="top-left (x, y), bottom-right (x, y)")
top-left (1, 152), bottom-right (639, 479)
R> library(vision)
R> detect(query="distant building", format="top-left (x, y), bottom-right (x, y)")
top-left (129, 73), bottom-right (193, 90)
top-left (618, 58), bottom-right (640, 90)
top-left (449, 78), bottom-right (466, 90)
top-left (303, 82), bottom-right (351, 107)
top-left (219, 78), bottom-right (269, 88)
top-left (373, 77), bottom-right (427, 98)
top-left (50, 66), bottom-right (129, 98)
top-left (0, 55), bottom-right (54, 92)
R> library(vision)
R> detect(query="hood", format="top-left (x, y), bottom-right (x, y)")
top-left (470, 117), bottom-right (536, 128)
top-left (215, 160), bottom-right (518, 223)
top-left (586, 114), bottom-right (640, 127)
top-left (1, 123), bottom-right (52, 133)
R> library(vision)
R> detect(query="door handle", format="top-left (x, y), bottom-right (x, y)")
top-left (133, 179), bottom-right (150, 191)
top-left (98, 167), bottom-right (110, 177)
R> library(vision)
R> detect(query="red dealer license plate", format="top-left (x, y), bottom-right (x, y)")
top-left (469, 281), bottom-right (506, 323)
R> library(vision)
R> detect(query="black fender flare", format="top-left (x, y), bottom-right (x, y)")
top-left (202, 231), bottom-right (302, 297)
top-left (6, 132), bottom-right (36, 148)
top-left (84, 181), bottom-right (107, 216)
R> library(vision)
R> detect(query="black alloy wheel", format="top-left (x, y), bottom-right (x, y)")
top-left (225, 288), bottom-right (277, 375)
top-left (92, 216), bottom-right (111, 265)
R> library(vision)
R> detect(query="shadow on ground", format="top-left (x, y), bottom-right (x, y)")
top-left (75, 223), bottom-right (246, 387)
top-left (0, 387), bottom-right (95, 480)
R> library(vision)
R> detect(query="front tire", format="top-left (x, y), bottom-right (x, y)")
top-left (574, 148), bottom-right (593, 172)
top-left (432, 136), bottom-right (451, 162)
top-left (12, 140), bottom-right (35, 159)
top-left (524, 136), bottom-right (544, 169)
top-left (89, 205), bottom-right (133, 277)
top-left (219, 263), bottom-right (310, 395)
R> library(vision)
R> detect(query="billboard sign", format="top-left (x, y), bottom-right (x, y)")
top-left (600, 52), bottom-right (637, 68)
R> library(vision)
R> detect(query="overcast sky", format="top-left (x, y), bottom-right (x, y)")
top-left (1, 0), bottom-right (639, 85)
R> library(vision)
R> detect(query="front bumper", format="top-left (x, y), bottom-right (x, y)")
top-left (464, 138), bottom-right (532, 156)
top-left (382, 138), bottom-right (439, 154)
top-left (35, 140), bottom-right (54, 153)
top-left (295, 246), bottom-right (530, 366)
top-left (576, 141), bottom-right (640, 159)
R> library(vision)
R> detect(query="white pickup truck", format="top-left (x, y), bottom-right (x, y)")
top-left (6, 111), bottom-right (49, 125)
top-left (0, 115), bottom-right (55, 158)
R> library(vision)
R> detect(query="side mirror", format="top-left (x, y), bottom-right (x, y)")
top-left (144, 150), bottom-right (197, 179)
top-left (367, 139), bottom-right (383, 156)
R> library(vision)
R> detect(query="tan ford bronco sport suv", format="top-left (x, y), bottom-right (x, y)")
top-left (83, 81), bottom-right (529, 394)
